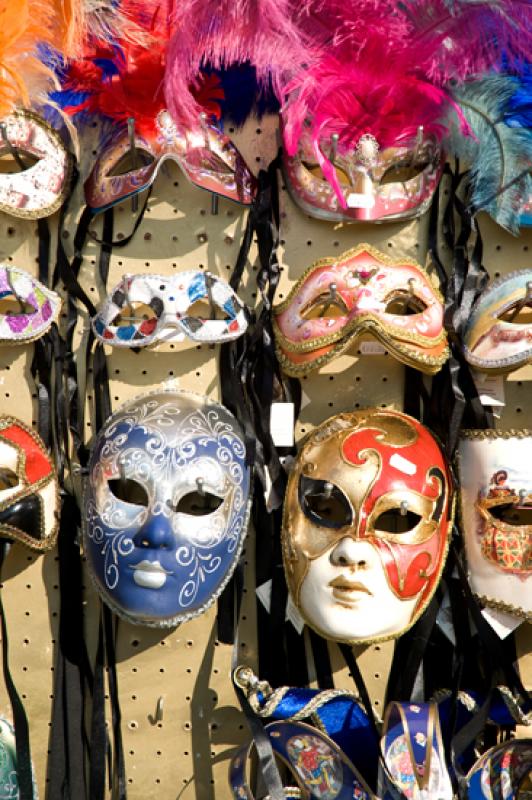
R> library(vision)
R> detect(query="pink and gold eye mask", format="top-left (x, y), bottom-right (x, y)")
top-left (273, 244), bottom-right (448, 376)
top-left (85, 110), bottom-right (257, 212)
top-left (0, 110), bottom-right (72, 219)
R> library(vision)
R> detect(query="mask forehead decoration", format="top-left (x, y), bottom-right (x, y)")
top-left (273, 244), bottom-right (448, 376)
top-left (282, 409), bottom-right (452, 644)
top-left (458, 431), bottom-right (532, 620)
top-left (0, 265), bottom-right (61, 344)
top-left (0, 416), bottom-right (59, 551)
top-left (92, 271), bottom-right (248, 347)
top-left (83, 390), bottom-right (251, 626)
top-left (463, 270), bottom-right (532, 374)
top-left (0, 110), bottom-right (71, 219)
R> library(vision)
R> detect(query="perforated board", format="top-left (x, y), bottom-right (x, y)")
top-left (0, 116), bottom-right (529, 799)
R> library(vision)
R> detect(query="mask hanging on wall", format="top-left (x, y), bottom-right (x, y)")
top-left (282, 409), bottom-right (453, 644)
top-left (0, 265), bottom-right (61, 344)
top-left (273, 244), bottom-right (448, 376)
top-left (458, 431), bottom-right (532, 620)
top-left (83, 389), bottom-right (251, 626)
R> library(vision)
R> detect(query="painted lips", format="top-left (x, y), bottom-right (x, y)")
top-left (329, 575), bottom-right (372, 604)
top-left (130, 560), bottom-right (173, 590)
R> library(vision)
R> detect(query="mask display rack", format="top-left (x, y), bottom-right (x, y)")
top-left (0, 116), bottom-right (529, 797)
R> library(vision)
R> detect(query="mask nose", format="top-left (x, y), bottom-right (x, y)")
top-left (330, 536), bottom-right (369, 570)
top-left (133, 515), bottom-right (175, 551)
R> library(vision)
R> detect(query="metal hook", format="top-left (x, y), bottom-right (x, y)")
top-left (148, 696), bottom-right (164, 725)
top-left (211, 194), bottom-right (219, 215)
top-left (0, 122), bottom-right (26, 171)
top-left (322, 482), bottom-right (333, 500)
top-left (128, 117), bottom-right (139, 213)
top-left (507, 281), bottom-right (532, 322)
top-left (204, 272), bottom-right (217, 320)
top-left (329, 133), bottom-right (339, 163)
top-left (412, 125), bottom-right (424, 163)
top-left (518, 488), bottom-right (527, 505)
top-left (196, 477), bottom-right (205, 497)
top-left (199, 112), bottom-right (211, 152)
top-left (400, 501), bottom-right (409, 516)
top-left (319, 283), bottom-right (339, 317)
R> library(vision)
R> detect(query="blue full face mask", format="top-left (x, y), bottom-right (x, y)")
top-left (83, 389), bottom-right (251, 626)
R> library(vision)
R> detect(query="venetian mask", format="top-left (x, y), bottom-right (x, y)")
top-left (83, 390), bottom-right (251, 626)
top-left (273, 244), bottom-right (448, 376)
top-left (282, 409), bottom-right (452, 644)
top-left (282, 128), bottom-right (442, 223)
top-left (92, 271), bottom-right (247, 347)
top-left (458, 431), bottom-right (532, 619)
top-left (0, 265), bottom-right (61, 344)
top-left (0, 109), bottom-right (72, 219)
top-left (379, 702), bottom-right (452, 800)
top-left (467, 739), bottom-right (532, 800)
top-left (464, 270), bottom-right (532, 374)
top-left (85, 110), bottom-right (256, 212)
top-left (0, 416), bottom-right (59, 551)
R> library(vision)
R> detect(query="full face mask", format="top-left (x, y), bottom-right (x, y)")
top-left (463, 270), bottom-right (532, 374)
top-left (0, 265), bottom-right (61, 344)
top-left (282, 409), bottom-right (452, 644)
top-left (458, 431), bottom-right (532, 620)
top-left (92, 271), bottom-right (248, 347)
top-left (282, 128), bottom-right (443, 223)
top-left (85, 110), bottom-right (256, 213)
top-left (0, 109), bottom-right (72, 219)
top-left (83, 390), bottom-right (251, 626)
top-left (273, 244), bottom-right (448, 376)
top-left (0, 416), bottom-right (59, 551)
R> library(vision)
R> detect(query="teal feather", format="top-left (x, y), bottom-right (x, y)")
top-left (446, 74), bottom-right (532, 234)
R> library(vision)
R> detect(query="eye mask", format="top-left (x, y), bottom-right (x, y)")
top-left (92, 271), bottom-right (248, 347)
top-left (0, 265), bottom-right (61, 344)
top-left (85, 110), bottom-right (256, 212)
top-left (464, 270), bottom-right (532, 374)
top-left (0, 109), bottom-right (72, 219)
top-left (273, 244), bottom-right (448, 375)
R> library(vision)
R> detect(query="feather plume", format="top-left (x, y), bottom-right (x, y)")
top-left (59, 0), bottom-right (151, 57)
top-left (446, 75), bottom-right (532, 234)
top-left (504, 66), bottom-right (532, 128)
top-left (164, 0), bottom-right (317, 128)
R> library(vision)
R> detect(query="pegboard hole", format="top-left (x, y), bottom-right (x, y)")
top-left (131, 639), bottom-right (140, 648)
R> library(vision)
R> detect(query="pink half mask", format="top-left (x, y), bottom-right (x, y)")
top-left (282, 127), bottom-right (443, 223)
top-left (0, 110), bottom-right (72, 219)
top-left (85, 110), bottom-right (256, 212)
top-left (0, 265), bottom-right (61, 344)
top-left (273, 244), bottom-right (448, 376)
top-left (458, 431), bottom-right (532, 620)
top-left (92, 271), bottom-right (248, 347)
top-left (464, 270), bottom-right (532, 374)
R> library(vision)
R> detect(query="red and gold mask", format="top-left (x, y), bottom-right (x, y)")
top-left (282, 409), bottom-right (452, 643)
top-left (273, 245), bottom-right (448, 376)
top-left (458, 431), bottom-right (532, 620)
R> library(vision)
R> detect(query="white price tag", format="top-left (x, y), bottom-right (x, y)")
top-left (286, 594), bottom-right (305, 634)
top-left (256, 581), bottom-right (305, 634)
top-left (359, 341), bottom-right (386, 356)
top-left (346, 193), bottom-right (375, 209)
top-left (270, 402), bottom-right (295, 447)
top-left (481, 607), bottom-right (522, 638)
top-left (300, 389), bottom-right (311, 410)
top-left (256, 580), bottom-right (272, 613)
top-left (473, 373), bottom-right (505, 407)
top-left (163, 376), bottom-right (180, 390)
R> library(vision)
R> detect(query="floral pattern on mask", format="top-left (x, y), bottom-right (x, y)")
top-left (84, 390), bottom-right (250, 626)
top-left (0, 266), bottom-right (61, 344)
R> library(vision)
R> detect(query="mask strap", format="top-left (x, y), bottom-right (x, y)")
top-left (0, 542), bottom-right (35, 799)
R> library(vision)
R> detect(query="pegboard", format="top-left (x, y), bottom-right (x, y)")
top-left (0, 114), bottom-right (528, 800)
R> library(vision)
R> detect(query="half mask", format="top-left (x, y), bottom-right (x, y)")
top-left (92, 271), bottom-right (247, 347)
top-left (463, 270), bottom-right (532, 374)
top-left (83, 390), bottom-right (251, 626)
top-left (273, 244), bottom-right (448, 376)
top-left (0, 265), bottom-right (61, 344)
top-left (458, 431), bottom-right (532, 620)
top-left (467, 739), bottom-right (532, 800)
top-left (282, 409), bottom-right (452, 644)
top-left (85, 110), bottom-right (256, 213)
top-left (0, 109), bottom-right (72, 219)
top-left (0, 416), bottom-right (59, 551)
top-left (282, 127), bottom-right (443, 223)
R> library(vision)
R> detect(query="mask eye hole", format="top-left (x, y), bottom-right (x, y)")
top-left (112, 302), bottom-right (157, 327)
top-left (300, 293), bottom-right (348, 321)
top-left (0, 467), bottom-right (18, 490)
top-left (384, 292), bottom-right (427, 316)
top-left (380, 162), bottom-right (429, 185)
top-left (301, 162), bottom-right (351, 184)
top-left (498, 302), bottom-right (532, 324)
top-left (299, 475), bottom-right (352, 529)
top-left (0, 151), bottom-right (39, 174)
top-left (186, 299), bottom-right (230, 322)
top-left (172, 491), bottom-right (224, 516)
top-left (109, 148), bottom-right (154, 177)
top-left (488, 502), bottom-right (532, 526)
top-left (0, 294), bottom-right (37, 317)
top-left (374, 508), bottom-right (422, 534)
top-left (108, 478), bottom-right (149, 507)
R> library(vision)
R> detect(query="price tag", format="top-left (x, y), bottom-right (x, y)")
top-left (163, 376), bottom-right (180, 390)
top-left (359, 341), bottom-right (386, 356)
top-left (286, 594), bottom-right (305, 634)
top-left (270, 402), bottom-right (295, 447)
top-left (481, 606), bottom-right (522, 638)
top-left (256, 580), bottom-right (272, 613)
top-left (473, 373), bottom-right (505, 407)
top-left (346, 193), bottom-right (375, 209)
